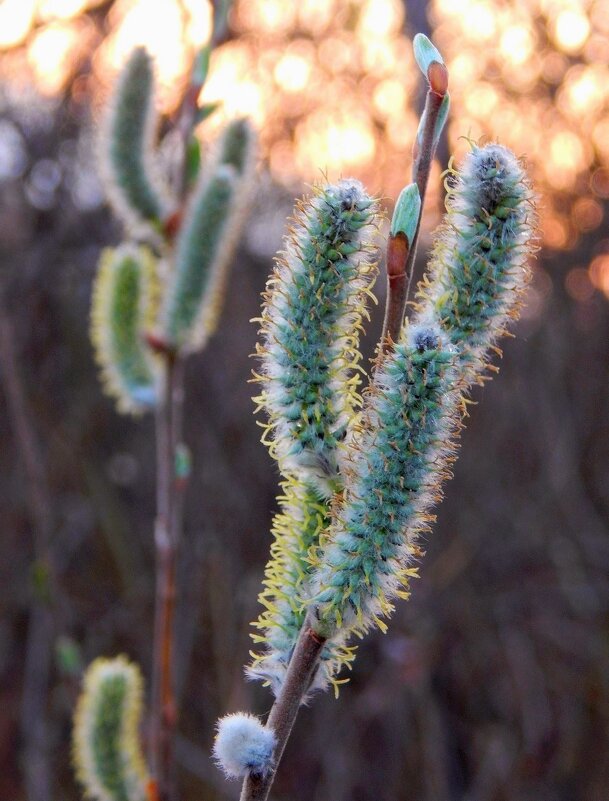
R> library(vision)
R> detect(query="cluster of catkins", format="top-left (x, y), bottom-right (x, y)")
top-left (215, 140), bottom-right (535, 777)
top-left (73, 46), bottom-right (257, 801)
top-left (71, 32), bottom-right (536, 799)
top-left (91, 47), bottom-right (256, 415)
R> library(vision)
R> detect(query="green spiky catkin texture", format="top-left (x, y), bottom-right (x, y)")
top-left (90, 244), bottom-right (159, 415)
top-left (246, 181), bottom-right (379, 696)
top-left (101, 48), bottom-right (173, 234)
top-left (247, 480), bottom-right (356, 697)
top-left (417, 143), bottom-right (535, 383)
top-left (73, 657), bottom-right (149, 801)
top-left (255, 180), bottom-right (380, 497)
top-left (163, 119), bottom-right (257, 352)
top-left (308, 324), bottom-right (459, 653)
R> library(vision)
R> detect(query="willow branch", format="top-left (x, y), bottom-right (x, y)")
top-left (239, 611), bottom-right (326, 801)
top-left (380, 75), bottom-right (448, 350)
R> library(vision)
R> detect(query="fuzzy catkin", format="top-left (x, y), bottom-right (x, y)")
top-left (311, 323), bottom-right (459, 642)
top-left (102, 48), bottom-right (172, 232)
top-left (256, 179), bottom-right (380, 496)
top-left (163, 164), bottom-right (237, 350)
top-left (213, 713), bottom-right (276, 779)
top-left (417, 143), bottom-right (534, 382)
top-left (72, 657), bottom-right (149, 801)
top-left (90, 244), bottom-right (159, 415)
top-left (163, 119), bottom-right (257, 352)
top-left (248, 480), bottom-right (356, 697)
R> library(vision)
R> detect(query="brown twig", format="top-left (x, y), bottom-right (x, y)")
top-left (149, 352), bottom-right (188, 801)
top-left (148, 18), bottom-right (204, 789)
top-left (380, 66), bottom-right (448, 350)
top-left (239, 611), bottom-right (326, 801)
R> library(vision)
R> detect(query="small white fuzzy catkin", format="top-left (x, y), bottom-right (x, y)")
top-left (213, 713), bottom-right (276, 780)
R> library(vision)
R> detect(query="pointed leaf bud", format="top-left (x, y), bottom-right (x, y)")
top-left (390, 183), bottom-right (421, 243)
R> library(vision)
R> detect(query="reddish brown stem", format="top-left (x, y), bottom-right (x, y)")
top-left (380, 232), bottom-right (411, 354)
top-left (380, 85), bottom-right (447, 351)
top-left (239, 611), bottom-right (326, 801)
top-left (404, 87), bottom-right (446, 300)
top-left (149, 355), bottom-right (187, 801)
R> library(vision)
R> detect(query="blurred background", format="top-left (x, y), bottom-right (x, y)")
top-left (1, 0), bottom-right (609, 799)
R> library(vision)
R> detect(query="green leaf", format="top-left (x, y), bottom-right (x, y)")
top-left (186, 136), bottom-right (201, 187)
top-left (195, 101), bottom-right (221, 126)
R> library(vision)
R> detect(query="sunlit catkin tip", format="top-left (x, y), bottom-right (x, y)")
top-left (72, 656), bottom-right (149, 801)
top-left (213, 713), bottom-right (276, 780)
top-left (419, 142), bottom-right (535, 381)
top-left (163, 164), bottom-right (238, 352)
top-left (102, 47), bottom-right (173, 233)
top-left (90, 244), bottom-right (159, 416)
top-left (413, 33), bottom-right (448, 93)
top-left (257, 179), bottom-right (380, 495)
top-left (390, 183), bottom-right (421, 242)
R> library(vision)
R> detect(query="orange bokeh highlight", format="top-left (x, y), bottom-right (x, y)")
top-left (0, 0), bottom-right (607, 271)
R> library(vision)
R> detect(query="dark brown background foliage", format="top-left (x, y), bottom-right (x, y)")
top-left (1, 1), bottom-right (609, 800)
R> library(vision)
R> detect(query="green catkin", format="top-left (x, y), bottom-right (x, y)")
top-left (72, 657), bottom-right (149, 801)
top-left (256, 180), bottom-right (380, 496)
top-left (248, 480), bottom-right (356, 696)
top-left (90, 244), bottom-right (159, 415)
top-left (102, 48), bottom-right (172, 232)
top-left (247, 180), bottom-right (379, 695)
top-left (164, 164), bottom-right (237, 349)
top-left (163, 119), bottom-right (257, 352)
top-left (417, 142), bottom-right (534, 382)
top-left (306, 145), bottom-right (535, 683)
top-left (310, 324), bottom-right (459, 648)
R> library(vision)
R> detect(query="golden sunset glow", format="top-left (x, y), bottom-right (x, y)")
top-left (2, 0), bottom-right (609, 289)
top-left (0, 0), bottom-right (37, 48)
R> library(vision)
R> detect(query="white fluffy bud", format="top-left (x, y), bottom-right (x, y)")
top-left (213, 713), bottom-right (276, 780)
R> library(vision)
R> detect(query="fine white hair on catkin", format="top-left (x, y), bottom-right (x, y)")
top-left (213, 713), bottom-right (276, 780)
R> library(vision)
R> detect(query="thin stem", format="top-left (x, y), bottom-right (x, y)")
top-left (239, 611), bottom-right (326, 801)
top-left (149, 354), bottom-right (187, 801)
top-left (405, 87), bottom-right (445, 300)
top-left (380, 86), bottom-right (446, 349)
top-left (149, 23), bottom-right (201, 796)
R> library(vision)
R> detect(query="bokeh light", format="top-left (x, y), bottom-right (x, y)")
top-left (2, 0), bottom-right (609, 295)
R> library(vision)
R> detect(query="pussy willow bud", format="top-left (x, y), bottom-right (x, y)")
top-left (417, 142), bottom-right (535, 383)
top-left (72, 656), bottom-right (149, 801)
top-left (213, 713), bottom-right (276, 780)
top-left (163, 120), bottom-right (257, 352)
top-left (101, 48), bottom-right (173, 233)
top-left (163, 164), bottom-right (237, 350)
top-left (255, 180), bottom-right (380, 496)
top-left (247, 480), bottom-right (356, 698)
top-left (90, 244), bottom-right (159, 415)
top-left (311, 323), bottom-right (459, 641)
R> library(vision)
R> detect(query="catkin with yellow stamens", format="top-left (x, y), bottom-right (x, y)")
top-left (101, 48), bottom-right (173, 234)
top-left (90, 244), bottom-right (159, 415)
top-left (417, 142), bottom-right (535, 383)
top-left (311, 323), bottom-right (459, 643)
top-left (255, 179), bottom-right (380, 496)
top-left (72, 657), bottom-right (149, 801)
